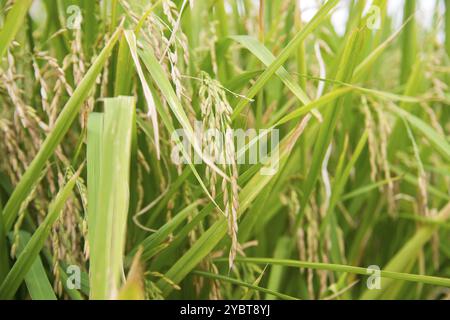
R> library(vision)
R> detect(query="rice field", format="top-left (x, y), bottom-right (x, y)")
top-left (0, 0), bottom-right (449, 300)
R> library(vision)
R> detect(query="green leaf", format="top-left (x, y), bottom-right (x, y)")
top-left (157, 122), bottom-right (308, 297)
top-left (274, 88), bottom-right (352, 127)
top-left (361, 202), bottom-right (450, 299)
top-left (226, 257), bottom-right (450, 289)
top-left (299, 28), bottom-right (361, 225)
top-left (389, 103), bottom-right (450, 160)
top-left (9, 231), bottom-right (57, 300)
top-left (265, 237), bottom-right (291, 299)
top-left (0, 169), bottom-right (80, 300)
top-left (400, 0), bottom-right (417, 84)
top-left (128, 200), bottom-right (203, 263)
top-left (232, 0), bottom-right (339, 119)
top-left (192, 270), bottom-right (298, 300)
top-left (230, 36), bottom-right (310, 105)
top-left (0, 0), bottom-right (33, 60)
top-left (2, 25), bottom-right (122, 234)
top-left (137, 41), bottom-right (227, 214)
top-left (88, 96), bottom-right (135, 300)
top-left (124, 30), bottom-right (160, 158)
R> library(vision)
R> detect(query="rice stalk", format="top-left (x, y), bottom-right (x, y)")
top-left (1, 0), bottom-right (449, 301)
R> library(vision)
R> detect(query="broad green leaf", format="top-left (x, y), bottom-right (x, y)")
top-left (88, 97), bottom-right (135, 300)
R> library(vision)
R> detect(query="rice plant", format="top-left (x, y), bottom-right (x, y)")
top-left (0, 0), bottom-right (449, 300)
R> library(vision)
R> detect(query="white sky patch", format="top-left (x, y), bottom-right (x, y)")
top-left (387, 0), bottom-right (404, 28)
top-left (437, 0), bottom-right (446, 43)
top-left (330, 0), bottom-right (350, 36)
top-left (417, 0), bottom-right (437, 29)
top-left (29, 0), bottom-right (47, 25)
top-left (297, 0), bottom-right (438, 35)
top-left (29, 0), bottom-right (445, 44)
top-left (299, 0), bottom-right (319, 22)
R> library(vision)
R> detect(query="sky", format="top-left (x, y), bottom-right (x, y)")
top-left (299, 0), bottom-right (442, 37)
top-left (28, 0), bottom-right (445, 42)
